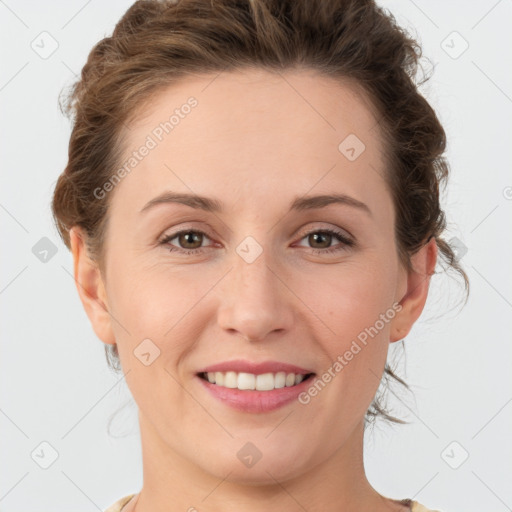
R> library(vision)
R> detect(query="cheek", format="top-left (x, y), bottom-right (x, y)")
top-left (309, 256), bottom-right (397, 395)
top-left (106, 257), bottom-right (216, 365)
top-left (105, 263), bottom-right (207, 417)
top-left (319, 257), bottom-right (397, 339)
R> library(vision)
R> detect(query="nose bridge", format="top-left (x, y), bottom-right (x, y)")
top-left (235, 245), bottom-right (277, 300)
top-left (216, 238), bottom-right (293, 341)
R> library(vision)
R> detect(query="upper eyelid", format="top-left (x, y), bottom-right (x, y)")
top-left (160, 220), bottom-right (353, 238)
top-left (160, 227), bottom-right (214, 243)
top-left (298, 224), bottom-right (353, 240)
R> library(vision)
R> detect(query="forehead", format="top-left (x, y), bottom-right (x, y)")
top-left (110, 68), bottom-right (390, 219)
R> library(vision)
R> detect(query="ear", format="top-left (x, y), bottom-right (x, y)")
top-left (69, 226), bottom-right (116, 346)
top-left (390, 237), bottom-right (437, 343)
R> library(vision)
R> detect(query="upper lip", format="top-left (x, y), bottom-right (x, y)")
top-left (196, 359), bottom-right (315, 376)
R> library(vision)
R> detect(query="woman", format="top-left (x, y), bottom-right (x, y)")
top-left (51, 0), bottom-right (468, 510)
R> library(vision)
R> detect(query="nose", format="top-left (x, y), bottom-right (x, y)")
top-left (216, 248), bottom-right (295, 342)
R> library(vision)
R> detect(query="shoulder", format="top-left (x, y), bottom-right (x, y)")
top-left (104, 494), bottom-right (137, 512)
top-left (411, 500), bottom-right (444, 512)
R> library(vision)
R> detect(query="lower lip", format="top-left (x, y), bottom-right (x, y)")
top-left (196, 374), bottom-right (315, 413)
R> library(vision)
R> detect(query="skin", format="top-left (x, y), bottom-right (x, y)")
top-left (70, 68), bottom-right (437, 512)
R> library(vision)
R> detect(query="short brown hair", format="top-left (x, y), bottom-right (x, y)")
top-left (52, 0), bottom-right (469, 425)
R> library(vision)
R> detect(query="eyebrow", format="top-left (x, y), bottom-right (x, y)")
top-left (139, 191), bottom-right (372, 217)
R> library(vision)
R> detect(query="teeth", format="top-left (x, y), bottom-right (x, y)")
top-left (204, 371), bottom-right (308, 391)
top-left (238, 372), bottom-right (255, 390)
top-left (224, 371), bottom-right (238, 389)
top-left (215, 372), bottom-right (224, 386)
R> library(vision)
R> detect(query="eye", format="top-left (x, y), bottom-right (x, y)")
top-left (159, 229), bottom-right (214, 255)
top-left (295, 228), bottom-right (355, 255)
top-left (159, 227), bottom-right (354, 256)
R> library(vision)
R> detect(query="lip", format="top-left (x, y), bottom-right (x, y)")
top-left (196, 372), bottom-right (316, 413)
top-left (196, 359), bottom-right (314, 375)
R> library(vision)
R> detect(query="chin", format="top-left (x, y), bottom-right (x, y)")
top-left (220, 464), bottom-right (305, 487)
top-left (201, 447), bottom-right (310, 486)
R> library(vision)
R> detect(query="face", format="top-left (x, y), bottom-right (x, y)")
top-left (73, 68), bottom-right (435, 485)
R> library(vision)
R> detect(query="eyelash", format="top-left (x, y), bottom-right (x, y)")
top-left (159, 228), bottom-right (355, 256)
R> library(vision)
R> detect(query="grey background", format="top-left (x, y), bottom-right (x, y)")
top-left (1, 0), bottom-right (511, 510)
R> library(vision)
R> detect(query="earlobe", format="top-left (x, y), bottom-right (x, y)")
top-left (69, 227), bottom-right (116, 345)
top-left (389, 237), bottom-right (438, 343)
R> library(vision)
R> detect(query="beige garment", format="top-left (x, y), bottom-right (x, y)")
top-left (105, 494), bottom-right (136, 512)
top-left (104, 494), bottom-right (443, 512)
top-left (410, 502), bottom-right (443, 512)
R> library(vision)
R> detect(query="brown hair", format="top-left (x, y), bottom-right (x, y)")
top-left (52, 0), bottom-right (469, 425)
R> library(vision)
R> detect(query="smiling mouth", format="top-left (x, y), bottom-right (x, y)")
top-left (198, 371), bottom-right (315, 391)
